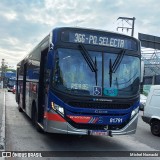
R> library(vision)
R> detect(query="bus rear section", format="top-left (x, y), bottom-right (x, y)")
top-left (16, 27), bottom-right (141, 136)
top-left (7, 78), bottom-right (16, 92)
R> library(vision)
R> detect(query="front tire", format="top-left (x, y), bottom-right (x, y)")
top-left (32, 105), bottom-right (44, 133)
top-left (18, 104), bottom-right (23, 112)
top-left (151, 120), bottom-right (160, 136)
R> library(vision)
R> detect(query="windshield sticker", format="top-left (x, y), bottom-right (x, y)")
top-left (93, 86), bottom-right (102, 96)
top-left (104, 88), bottom-right (118, 96)
top-left (71, 83), bottom-right (89, 90)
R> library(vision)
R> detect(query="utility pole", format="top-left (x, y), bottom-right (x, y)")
top-left (1, 59), bottom-right (7, 88)
top-left (117, 17), bottom-right (136, 37)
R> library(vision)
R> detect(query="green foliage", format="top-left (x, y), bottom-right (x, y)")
top-left (6, 68), bottom-right (16, 72)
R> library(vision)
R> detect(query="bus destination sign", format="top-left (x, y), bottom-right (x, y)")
top-left (61, 31), bottom-right (138, 50)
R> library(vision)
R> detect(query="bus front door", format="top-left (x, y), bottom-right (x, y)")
top-left (38, 49), bottom-right (49, 124)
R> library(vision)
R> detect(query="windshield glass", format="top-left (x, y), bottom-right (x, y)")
top-left (53, 48), bottom-right (102, 95)
top-left (52, 48), bottom-right (140, 97)
top-left (104, 53), bottom-right (140, 96)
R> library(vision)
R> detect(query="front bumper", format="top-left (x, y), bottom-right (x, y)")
top-left (45, 112), bottom-right (139, 136)
top-left (111, 113), bottom-right (138, 135)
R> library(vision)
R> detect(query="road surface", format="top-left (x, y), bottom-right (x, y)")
top-left (2, 91), bottom-right (160, 159)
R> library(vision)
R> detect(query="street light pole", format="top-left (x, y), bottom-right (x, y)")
top-left (117, 17), bottom-right (136, 37)
top-left (131, 17), bottom-right (135, 37)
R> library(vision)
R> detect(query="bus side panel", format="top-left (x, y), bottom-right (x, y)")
top-left (17, 61), bottom-right (25, 110)
top-left (19, 80), bottom-right (23, 109)
top-left (25, 81), bottom-right (31, 117)
top-left (16, 68), bottom-right (19, 103)
top-left (26, 49), bottom-right (41, 119)
top-left (22, 62), bottom-right (27, 110)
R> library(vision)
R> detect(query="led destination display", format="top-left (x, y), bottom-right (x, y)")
top-left (61, 30), bottom-right (138, 50)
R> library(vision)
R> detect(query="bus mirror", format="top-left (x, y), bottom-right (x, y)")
top-left (47, 51), bottom-right (53, 69)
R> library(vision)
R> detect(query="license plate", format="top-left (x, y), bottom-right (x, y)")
top-left (90, 130), bottom-right (109, 136)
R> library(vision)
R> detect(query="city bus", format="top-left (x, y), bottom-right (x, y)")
top-left (7, 77), bottom-right (16, 92)
top-left (16, 27), bottom-right (141, 136)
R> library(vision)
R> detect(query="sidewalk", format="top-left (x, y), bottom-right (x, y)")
top-left (0, 89), bottom-right (5, 151)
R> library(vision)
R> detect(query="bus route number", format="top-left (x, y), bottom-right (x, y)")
top-left (74, 33), bottom-right (85, 43)
top-left (73, 33), bottom-right (125, 48)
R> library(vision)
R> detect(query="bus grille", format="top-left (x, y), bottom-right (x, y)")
top-left (68, 102), bottom-right (131, 109)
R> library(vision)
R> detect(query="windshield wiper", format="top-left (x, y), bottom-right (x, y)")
top-left (109, 49), bottom-right (126, 87)
top-left (94, 56), bottom-right (98, 85)
top-left (79, 44), bottom-right (98, 85)
top-left (112, 49), bottom-right (125, 73)
top-left (109, 58), bottom-right (112, 87)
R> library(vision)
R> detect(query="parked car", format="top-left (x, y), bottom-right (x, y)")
top-left (142, 85), bottom-right (160, 136)
top-left (139, 94), bottom-right (147, 111)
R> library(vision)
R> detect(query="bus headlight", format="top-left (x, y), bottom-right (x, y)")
top-left (51, 102), bottom-right (64, 115)
top-left (57, 106), bottom-right (64, 115)
top-left (131, 107), bottom-right (139, 119)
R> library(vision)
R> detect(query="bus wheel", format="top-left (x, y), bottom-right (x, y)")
top-left (151, 120), bottom-right (160, 136)
top-left (32, 107), bottom-right (44, 133)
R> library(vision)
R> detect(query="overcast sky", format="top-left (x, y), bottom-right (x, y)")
top-left (0, 0), bottom-right (159, 68)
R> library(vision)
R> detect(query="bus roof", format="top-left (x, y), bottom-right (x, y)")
top-left (52, 27), bottom-right (139, 41)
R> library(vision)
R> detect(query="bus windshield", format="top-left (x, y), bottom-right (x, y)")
top-left (52, 48), bottom-right (140, 97)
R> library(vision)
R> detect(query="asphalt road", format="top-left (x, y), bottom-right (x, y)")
top-left (4, 91), bottom-right (160, 160)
